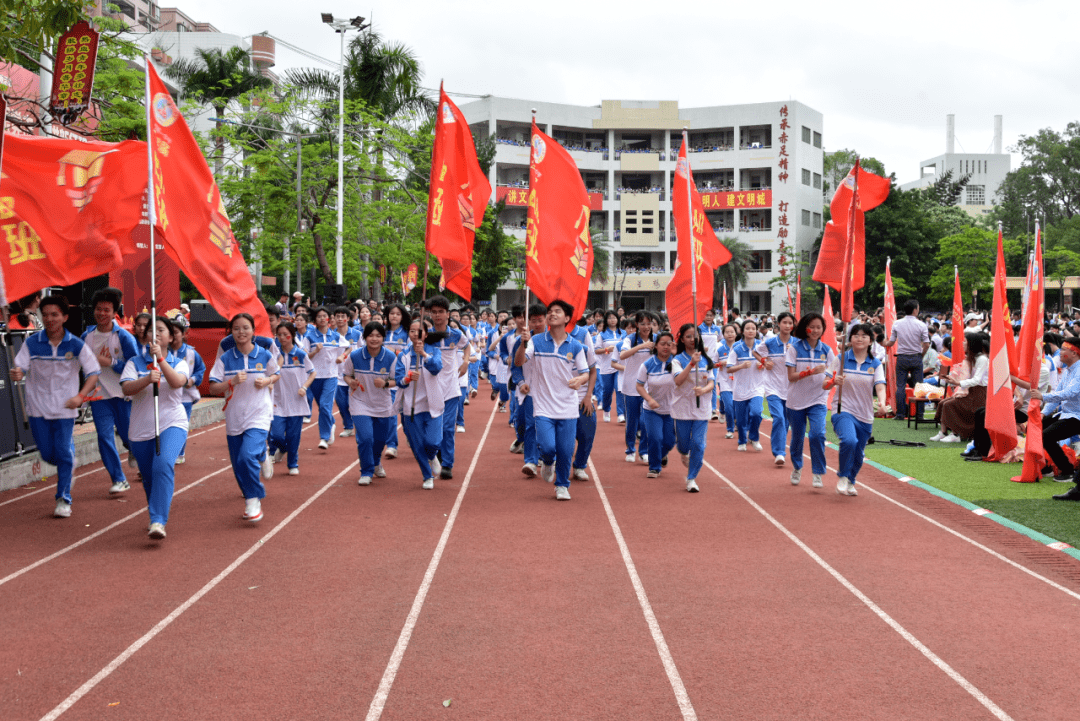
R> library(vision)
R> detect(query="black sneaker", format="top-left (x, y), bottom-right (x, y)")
top-left (440, 468), bottom-right (453, 480)
top-left (1053, 486), bottom-right (1080, 501)
top-left (1053, 473), bottom-right (1074, 482)
top-left (661, 456), bottom-right (668, 467)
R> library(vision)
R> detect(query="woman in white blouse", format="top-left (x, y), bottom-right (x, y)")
top-left (931, 332), bottom-right (989, 443)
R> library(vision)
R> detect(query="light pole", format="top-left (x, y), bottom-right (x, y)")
top-left (321, 13), bottom-right (369, 287)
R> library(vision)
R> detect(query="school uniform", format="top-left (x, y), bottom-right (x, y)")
top-left (510, 334), bottom-right (539, 467)
top-left (671, 352), bottom-right (713, 485)
top-left (756, 335), bottom-right (793, 459)
top-left (726, 340), bottom-right (765, 445)
top-left (175, 342), bottom-right (206, 459)
top-left (209, 345), bottom-right (280, 501)
top-left (597, 328), bottom-right (625, 417)
top-left (395, 342), bottom-right (445, 483)
top-left (383, 325), bottom-right (410, 451)
top-left (431, 326), bottom-right (471, 473)
top-left (269, 345), bottom-right (314, 470)
top-left (14, 330), bottom-right (101, 507)
top-left (498, 329), bottom-right (522, 426)
top-left (698, 322), bottom-right (721, 412)
top-left (713, 341), bottom-right (736, 433)
top-left (466, 325), bottom-right (481, 393)
top-left (826, 350), bottom-right (886, 489)
top-left (620, 332), bottom-right (656, 458)
top-left (785, 338), bottom-right (833, 476)
top-left (335, 326), bottom-right (362, 432)
top-left (81, 321), bottom-right (139, 485)
top-left (524, 331), bottom-right (589, 489)
top-left (305, 327), bottom-right (345, 442)
top-left (569, 324), bottom-right (599, 472)
top-left (490, 328), bottom-right (511, 405)
top-left (636, 355), bottom-right (677, 474)
top-left (344, 346), bottom-right (397, 480)
top-left (120, 349), bottom-right (190, 526)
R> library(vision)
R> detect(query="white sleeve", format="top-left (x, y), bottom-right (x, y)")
top-left (79, 342), bottom-right (102, 376)
top-left (635, 363), bottom-right (649, 386)
top-left (119, 358), bottom-right (139, 384)
top-left (524, 339), bottom-right (535, 362)
top-left (209, 356), bottom-right (225, 383)
top-left (14, 340), bottom-right (29, 372)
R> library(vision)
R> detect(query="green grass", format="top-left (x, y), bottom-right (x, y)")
top-left (973, 500), bottom-right (1080, 548)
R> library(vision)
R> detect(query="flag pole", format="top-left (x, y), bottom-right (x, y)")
top-left (682, 128), bottom-right (700, 406)
top-left (144, 56), bottom-right (160, 455)
top-left (410, 250), bottom-right (429, 419)
top-left (835, 162), bottom-right (860, 415)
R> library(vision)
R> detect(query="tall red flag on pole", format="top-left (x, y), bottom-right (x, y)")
top-left (722, 281), bottom-right (729, 324)
top-left (525, 119), bottom-right (592, 319)
top-left (1012, 224), bottom-right (1044, 482)
top-left (822, 286), bottom-right (839, 406)
top-left (838, 160), bottom-right (861, 323)
top-left (795, 271), bottom-right (801, 319)
top-left (944, 266), bottom-right (964, 367)
top-left (986, 223), bottom-right (1018, 459)
top-left (666, 134), bottom-right (732, 332)
top-left (883, 258), bottom-right (898, 414)
top-left (786, 284), bottom-right (794, 315)
top-left (425, 84), bottom-right (491, 301)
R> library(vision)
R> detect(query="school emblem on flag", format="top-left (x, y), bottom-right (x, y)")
top-left (531, 135), bottom-right (546, 165)
top-left (152, 92), bottom-right (178, 127)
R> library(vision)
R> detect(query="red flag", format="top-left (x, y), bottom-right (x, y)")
top-left (987, 227), bottom-right (1018, 459)
top-left (813, 161), bottom-right (890, 306)
top-left (400, 270), bottom-right (408, 298)
top-left (837, 160), bottom-right (861, 323)
top-left (1016, 250), bottom-right (1037, 373)
top-left (883, 258), bottom-right (898, 414)
top-left (425, 84), bottom-right (491, 300)
top-left (941, 267), bottom-right (964, 367)
top-left (822, 287), bottom-right (838, 356)
top-left (1012, 225), bottom-right (1044, 483)
top-left (795, 271), bottom-right (801, 319)
top-left (0, 133), bottom-right (146, 302)
top-left (525, 119), bottom-right (592, 319)
top-left (146, 61), bottom-right (269, 335)
top-left (666, 136), bottom-right (732, 331)
top-left (786, 284), bottom-right (794, 315)
top-left (722, 281), bottom-right (729, 324)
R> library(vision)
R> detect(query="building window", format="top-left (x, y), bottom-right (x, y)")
top-left (813, 131), bottom-right (822, 148)
top-left (966, 185), bottom-right (985, 205)
top-left (813, 212), bottom-right (822, 229)
top-left (749, 251), bottom-right (772, 272)
top-left (801, 209), bottom-right (811, 225)
top-left (802, 126), bottom-right (811, 143)
top-left (802, 169), bottom-right (811, 186)
top-left (812, 172), bottom-right (822, 189)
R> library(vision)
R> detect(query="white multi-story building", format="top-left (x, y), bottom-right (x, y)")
top-left (459, 97), bottom-right (824, 315)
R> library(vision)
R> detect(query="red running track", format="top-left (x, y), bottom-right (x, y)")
top-left (3, 392), bottom-right (1080, 720)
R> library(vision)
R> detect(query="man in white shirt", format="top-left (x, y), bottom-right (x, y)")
top-left (883, 299), bottom-right (930, 420)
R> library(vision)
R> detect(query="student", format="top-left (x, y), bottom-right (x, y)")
top-left (785, 312), bottom-right (833, 488)
top-left (596, 310), bottom-right (624, 423)
top-left (449, 318), bottom-right (469, 433)
top-left (9, 295), bottom-right (101, 518)
top-left (381, 304), bottom-right (411, 459)
top-left (269, 322), bottom-right (314, 475)
top-left (395, 316), bottom-right (445, 489)
top-left (305, 307), bottom-right (344, 449)
top-left (121, 316), bottom-right (189, 539)
top-left (293, 311), bottom-right (314, 420)
top-left (345, 322), bottom-right (398, 486)
top-left (698, 309), bottom-right (722, 419)
top-left (498, 306), bottom-right (526, 432)
top-left (671, 323), bottom-right (714, 493)
top-left (80, 287), bottom-right (139, 493)
top-left (170, 322), bottom-right (206, 464)
top-left (756, 311), bottom-right (795, 466)
top-left (208, 313), bottom-right (280, 522)
top-left (568, 313), bottom-right (599, 481)
top-left (726, 319), bottom-right (765, 452)
top-left (511, 303), bottom-right (547, 476)
top-left (333, 305), bottom-right (362, 438)
top-left (636, 331), bottom-right (677, 479)
top-left (427, 296), bottom-right (472, 480)
top-left (619, 311), bottom-right (657, 463)
top-left (514, 299), bottom-right (590, 500)
top-left (826, 324), bottom-right (887, 496)
top-left (715, 323), bottom-right (739, 438)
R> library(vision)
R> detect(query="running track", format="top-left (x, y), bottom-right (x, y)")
top-left (3, 392), bottom-right (1080, 720)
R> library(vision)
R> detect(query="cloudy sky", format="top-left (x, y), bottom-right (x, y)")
top-left (176, 0), bottom-right (1076, 182)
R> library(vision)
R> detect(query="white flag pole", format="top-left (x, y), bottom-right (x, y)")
top-left (144, 57), bottom-right (160, 455)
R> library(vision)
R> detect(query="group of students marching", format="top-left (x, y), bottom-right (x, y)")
top-left (12, 287), bottom-right (885, 540)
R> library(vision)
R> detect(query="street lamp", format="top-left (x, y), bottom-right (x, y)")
top-left (321, 12), bottom-right (369, 287)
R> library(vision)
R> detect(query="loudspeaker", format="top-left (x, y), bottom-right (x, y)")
top-left (323, 283), bottom-right (347, 308)
top-left (188, 300), bottom-right (228, 328)
top-left (0, 332), bottom-right (38, 459)
top-left (57, 274), bottom-right (111, 336)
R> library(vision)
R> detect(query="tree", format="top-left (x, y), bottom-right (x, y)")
top-left (927, 227), bottom-right (996, 307)
top-left (822, 149), bottom-right (887, 198)
top-left (714, 236), bottom-right (751, 308)
top-left (470, 202), bottom-right (521, 302)
top-left (991, 122), bottom-right (1080, 236)
top-left (1045, 247), bottom-right (1080, 312)
top-left (0, 0), bottom-right (88, 68)
top-left (922, 168), bottom-right (972, 207)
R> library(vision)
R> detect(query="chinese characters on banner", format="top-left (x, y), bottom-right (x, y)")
top-left (405, 263), bottom-right (418, 290)
top-left (497, 185), bottom-right (603, 211)
top-left (698, 189), bottom-right (772, 210)
top-left (777, 105), bottom-right (790, 184)
top-left (49, 21), bottom-right (100, 124)
top-left (777, 200), bottom-right (790, 241)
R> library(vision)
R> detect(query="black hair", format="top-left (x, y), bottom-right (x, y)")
top-left (793, 312), bottom-right (826, 340)
top-left (154, 314), bottom-right (176, 339)
top-left (312, 306), bottom-right (331, 322)
top-left (333, 305), bottom-right (351, 316)
top-left (903, 299), bottom-right (919, 316)
top-left (776, 311), bottom-right (795, 326)
top-left (604, 310), bottom-right (619, 328)
top-left (384, 303), bottom-right (410, 329)
top-left (847, 323), bottom-right (875, 342)
top-left (510, 304), bottom-right (525, 319)
top-left (943, 336), bottom-right (952, 352)
top-left (528, 303), bottom-right (547, 319)
top-left (228, 312), bottom-right (256, 332)
top-left (427, 295), bottom-right (450, 311)
top-left (265, 305), bottom-right (279, 318)
top-left (1043, 332), bottom-right (1064, 351)
top-left (38, 294), bottom-right (69, 315)
top-left (90, 287), bottom-right (123, 314)
top-left (675, 323), bottom-right (714, 370)
top-left (739, 318), bottom-right (758, 342)
top-left (277, 322), bottom-right (298, 341)
top-left (363, 321), bottom-right (386, 339)
top-left (965, 331), bottom-right (989, 362)
top-left (546, 299), bottom-right (575, 320)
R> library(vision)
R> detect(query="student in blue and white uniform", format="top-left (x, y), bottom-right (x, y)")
top-left (672, 323), bottom-right (714, 493)
top-left (596, 310), bottom-right (624, 423)
top-left (10, 295), bottom-right (101, 518)
top-left (169, 322), bottom-right (205, 465)
top-left (714, 323), bottom-right (739, 438)
top-left (726, 318), bottom-right (765, 452)
top-left (498, 307), bottom-right (526, 428)
top-left (121, 316), bottom-right (189, 539)
top-left (510, 303), bottom-right (547, 476)
top-left (488, 319), bottom-right (511, 411)
top-left (427, 295), bottom-right (472, 480)
top-left (785, 312), bottom-right (833, 489)
top-left (619, 311), bottom-right (657, 463)
top-left (395, 316), bottom-right (445, 489)
top-left (292, 311), bottom-right (314, 420)
top-left (208, 313), bottom-right (280, 523)
top-left (569, 315), bottom-right (599, 481)
top-left (514, 299), bottom-right (590, 500)
top-left (269, 322), bottom-right (314, 475)
top-left (305, 306), bottom-right (344, 449)
top-left (636, 331), bottom-right (677, 479)
top-left (698, 309), bottom-right (722, 418)
top-left (81, 287), bottom-right (139, 493)
top-left (381, 304), bottom-right (410, 458)
top-left (334, 305), bottom-right (362, 439)
top-left (755, 311), bottom-right (795, 466)
top-left (826, 323), bottom-right (887, 497)
top-left (344, 322), bottom-right (398, 486)
top-left (450, 318), bottom-right (470, 432)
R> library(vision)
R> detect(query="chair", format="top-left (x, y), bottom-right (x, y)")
top-left (904, 387), bottom-right (937, 430)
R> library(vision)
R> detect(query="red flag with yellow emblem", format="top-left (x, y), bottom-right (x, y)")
top-left (525, 119), bottom-right (592, 320)
top-left (146, 61), bottom-right (269, 334)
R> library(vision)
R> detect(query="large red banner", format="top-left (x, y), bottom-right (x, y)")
top-left (498, 185), bottom-right (603, 211)
top-left (50, 21), bottom-right (100, 123)
top-left (699, 189), bottom-right (771, 211)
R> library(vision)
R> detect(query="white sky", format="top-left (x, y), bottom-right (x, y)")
top-left (176, 0), bottom-right (1078, 182)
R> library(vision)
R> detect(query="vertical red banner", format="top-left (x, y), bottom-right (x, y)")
top-left (50, 21), bottom-right (100, 123)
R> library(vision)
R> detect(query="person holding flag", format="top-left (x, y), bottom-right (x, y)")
top-left (826, 323), bottom-right (887, 497)
top-left (671, 324), bottom-right (713, 492)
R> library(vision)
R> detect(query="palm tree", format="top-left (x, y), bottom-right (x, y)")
top-left (714, 236), bottom-right (751, 311)
top-left (163, 47), bottom-right (273, 178)
top-left (591, 232), bottom-right (612, 283)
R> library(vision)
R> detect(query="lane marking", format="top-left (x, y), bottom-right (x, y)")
top-left (703, 459), bottom-right (1014, 721)
top-left (364, 403), bottom-right (498, 721)
top-left (588, 458), bottom-right (698, 721)
top-left (39, 456), bottom-right (362, 721)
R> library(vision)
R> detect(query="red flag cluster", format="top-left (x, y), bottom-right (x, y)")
top-left (1012, 227), bottom-right (1045, 482)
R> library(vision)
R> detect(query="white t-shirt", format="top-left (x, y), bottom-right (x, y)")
top-left (726, 340), bottom-right (765, 402)
top-left (620, 333), bottom-right (655, 397)
top-left (120, 353), bottom-right (190, 442)
top-left (273, 346), bottom-right (315, 418)
top-left (524, 332), bottom-right (589, 420)
top-left (670, 353), bottom-right (713, 421)
top-left (636, 356), bottom-right (676, 416)
top-left (209, 346), bottom-right (280, 435)
top-left (344, 346), bottom-right (397, 418)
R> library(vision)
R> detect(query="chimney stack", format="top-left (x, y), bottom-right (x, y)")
top-left (993, 115), bottom-right (1003, 154)
top-left (946, 114), bottom-right (955, 154)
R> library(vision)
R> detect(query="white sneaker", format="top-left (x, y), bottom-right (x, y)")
top-left (288, 467), bottom-right (299, 476)
top-left (836, 477), bottom-right (851, 495)
top-left (430, 456), bottom-right (442, 478)
top-left (640, 454), bottom-right (649, 464)
top-left (604, 413), bottom-right (611, 423)
top-left (261, 456), bottom-right (274, 480)
top-left (384, 447), bottom-right (398, 459)
top-left (522, 463), bottom-right (537, 477)
top-left (456, 425), bottom-right (466, 434)
top-left (573, 468), bottom-right (588, 481)
top-left (244, 498), bottom-right (263, 522)
top-left (680, 453), bottom-right (689, 468)
top-left (555, 485), bottom-right (571, 500)
top-left (774, 455), bottom-right (785, 467)
top-left (510, 440), bottom-right (524, 454)
top-left (148, 522), bottom-right (166, 539)
top-left (812, 474), bottom-right (823, 488)
top-left (54, 499), bottom-right (72, 518)
top-left (340, 428), bottom-right (355, 437)
top-left (846, 483), bottom-right (859, 496)
top-left (109, 480), bottom-right (130, 494)
top-left (686, 479), bottom-right (700, 493)
top-left (617, 414), bottom-right (626, 423)
top-left (625, 453), bottom-right (636, 463)
top-left (940, 433), bottom-right (962, 443)
top-left (737, 444), bottom-right (747, 452)
top-left (422, 478), bottom-right (434, 490)
top-left (725, 432), bottom-right (734, 439)
top-left (541, 463), bottom-right (555, 483)
top-left (175, 455), bottom-right (185, 465)
top-left (929, 431), bottom-right (945, 442)
top-left (318, 439), bottom-right (329, 450)
top-left (790, 468), bottom-right (802, 486)
top-left (751, 441), bottom-right (763, 452)
top-left (273, 449), bottom-right (285, 463)
top-left (328, 426), bottom-right (337, 444)
top-left (373, 465), bottom-right (386, 478)
top-left (358, 476), bottom-right (372, 486)
top-left (303, 417), bottom-right (311, 423)
top-left (463, 397), bottom-right (470, 405)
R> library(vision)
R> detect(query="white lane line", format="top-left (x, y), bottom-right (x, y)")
top-left (703, 459), bottom-right (1014, 721)
top-left (39, 456), bottom-right (361, 721)
top-left (1, 419), bottom-right (327, 586)
top-left (588, 458), bottom-right (698, 721)
top-left (364, 403), bottom-right (498, 721)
